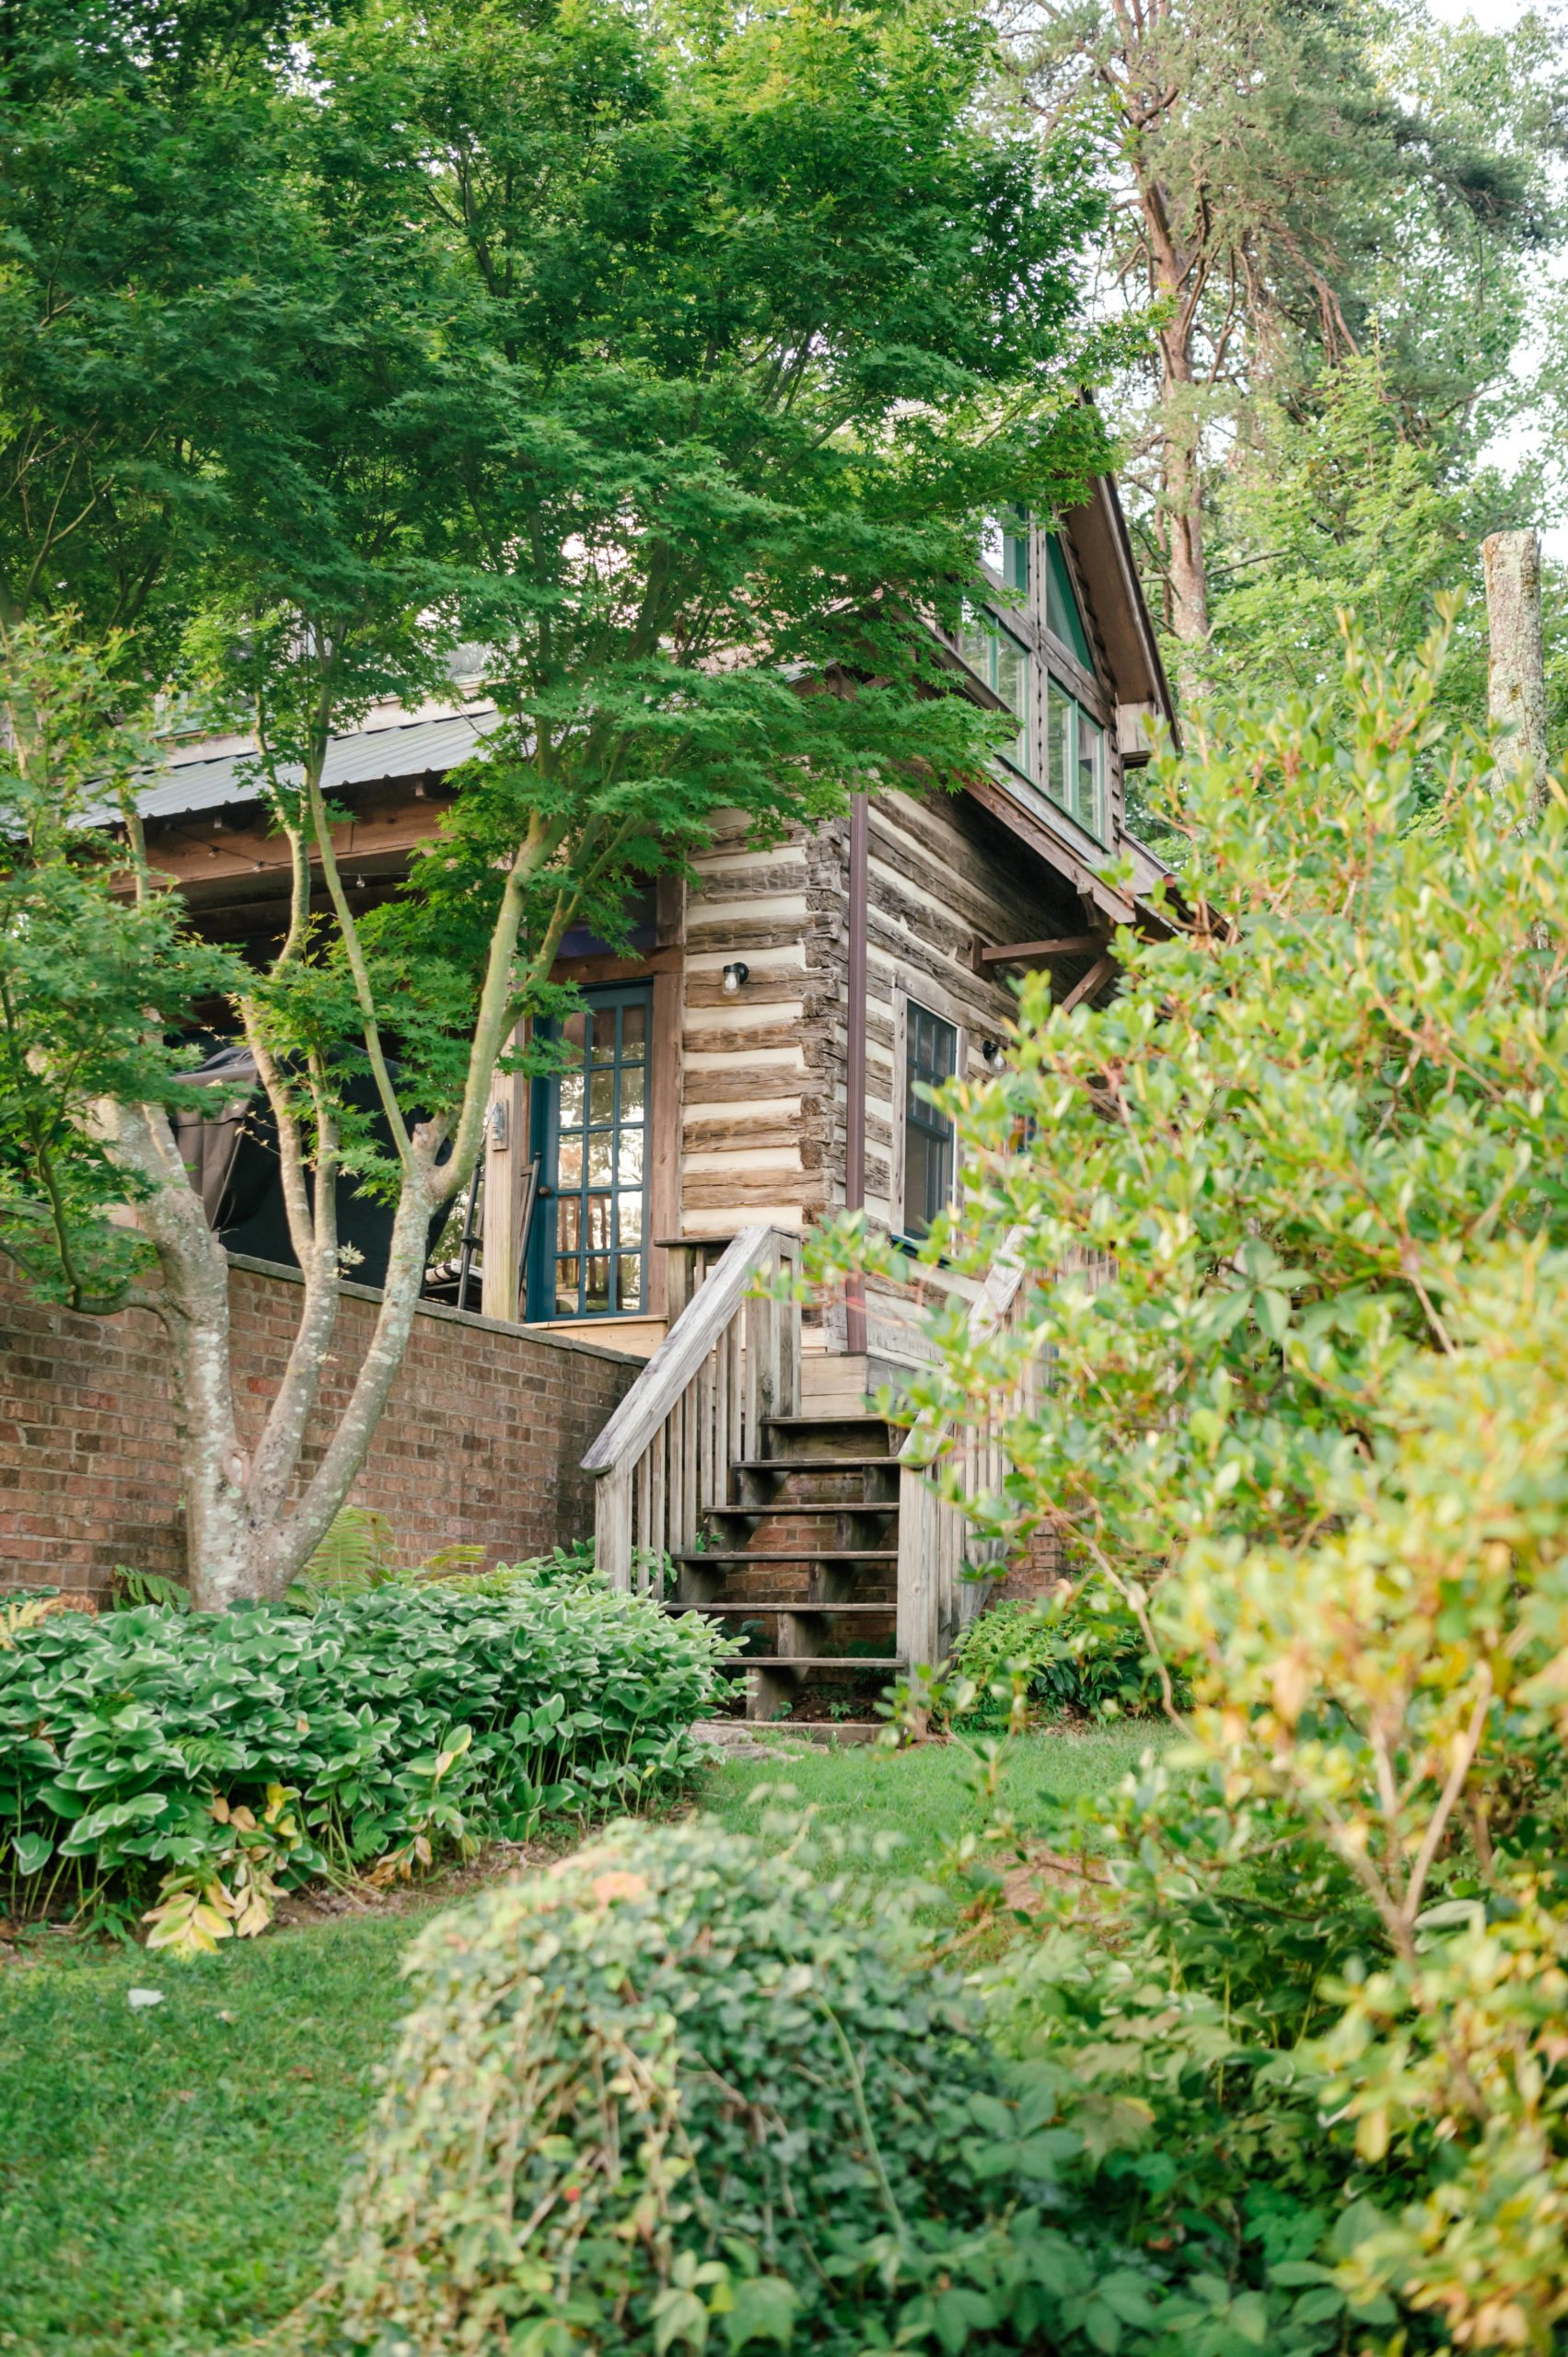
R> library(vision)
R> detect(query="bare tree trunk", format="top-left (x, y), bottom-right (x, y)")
top-left (102, 1097), bottom-right (452, 1609)
top-left (1160, 377), bottom-right (1210, 700)
top-left (100, 1099), bottom-right (258, 1611)
top-left (1484, 528), bottom-right (1549, 822)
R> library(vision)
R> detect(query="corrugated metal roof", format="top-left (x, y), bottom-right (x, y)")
top-left (83, 703), bottom-right (504, 827)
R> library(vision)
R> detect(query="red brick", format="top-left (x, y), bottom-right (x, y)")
top-left (0, 1257), bottom-right (639, 1596)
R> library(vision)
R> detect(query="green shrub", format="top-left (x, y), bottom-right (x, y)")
top-left (948, 1592), bottom-right (1171, 1721)
top-left (307, 1819), bottom-right (1005, 2357)
top-left (0, 1585), bottom-right (727, 1922)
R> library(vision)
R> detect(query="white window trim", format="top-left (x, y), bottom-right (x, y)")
top-left (892, 985), bottom-right (969, 1241)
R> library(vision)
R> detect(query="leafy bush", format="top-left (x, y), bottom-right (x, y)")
top-left (0, 1585), bottom-right (726, 1925)
top-left (812, 632), bottom-right (1568, 2345)
top-left (947, 1592), bottom-right (1170, 1721)
top-left (307, 1818), bottom-right (1011, 2357)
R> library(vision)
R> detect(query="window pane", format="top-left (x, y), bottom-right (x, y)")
top-left (1076, 714), bottom-right (1103, 837)
top-left (994, 634), bottom-right (1029, 777)
top-left (958, 602), bottom-right (993, 679)
top-left (904, 1002), bottom-right (958, 1238)
top-left (540, 989), bottom-right (655, 1322)
top-left (1046, 679), bottom-right (1071, 810)
top-left (1045, 535), bottom-right (1093, 668)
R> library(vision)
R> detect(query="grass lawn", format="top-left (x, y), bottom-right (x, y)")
top-left (0, 1723), bottom-right (1154, 2356)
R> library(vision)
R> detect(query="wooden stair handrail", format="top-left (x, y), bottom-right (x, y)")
top-left (896, 1226), bottom-right (1030, 1670)
top-left (583, 1225), bottom-right (773, 1475)
top-left (583, 1225), bottom-right (801, 1591)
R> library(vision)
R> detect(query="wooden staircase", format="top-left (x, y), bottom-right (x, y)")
top-left (665, 1410), bottom-right (903, 1720)
top-left (581, 1225), bottom-right (1035, 1720)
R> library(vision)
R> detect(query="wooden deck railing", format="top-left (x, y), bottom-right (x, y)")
top-left (895, 1227), bottom-right (1034, 1670)
top-left (582, 1225), bottom-right (802, 1592)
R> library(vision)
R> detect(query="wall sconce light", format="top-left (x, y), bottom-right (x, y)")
top-left (490, 1099), bottom-right (509, 1151)
top-left (981, 1039), bottom-right (1003, 1068)
top-left (722, 962), bottom-right (749, 995)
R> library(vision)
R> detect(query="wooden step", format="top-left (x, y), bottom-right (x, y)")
top-left (662, 1600), bottom-right (895, 1614)
top-left (731, 1455), bottom-right (898, 1476)
top-left (674, 1548), bottom-right (897, 1564)
top-left (706, 1501), bottom-right (897, 1519)
top-left (760, 1414), bottom-right (899, 1462)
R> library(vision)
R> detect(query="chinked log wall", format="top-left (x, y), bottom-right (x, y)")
top-left (0, 1251), bottom-right (645, 1600)
top-left (679, 786), bottom-right (1087, 1364)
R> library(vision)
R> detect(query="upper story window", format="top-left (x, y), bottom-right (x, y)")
top-left (1046, 678), bottom-right (1106, 840)
top-left (903, 1002), bottom-right (958, 1237)
top-left (958, 604), bottom-right (1030, 778)
top-left (980, 509), bottom-right (1029, 594)
top-left (1045, 534), bottom-right (1094, 669)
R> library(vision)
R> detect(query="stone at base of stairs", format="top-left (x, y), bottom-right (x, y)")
top-left (694, 1719), bottom-right (885, 1750)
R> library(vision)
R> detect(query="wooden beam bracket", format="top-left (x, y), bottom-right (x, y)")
top-left (974, 930), bottom-right (1109, 969)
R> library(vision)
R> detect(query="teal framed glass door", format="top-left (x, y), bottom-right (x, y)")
top-left (528, 983), bottom-right (651, 1319)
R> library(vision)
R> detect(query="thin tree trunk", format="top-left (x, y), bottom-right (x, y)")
top-left (100, 1099), bottom-right (257, 1611)
top-left (1484, 528), bottom-right (1549, 821)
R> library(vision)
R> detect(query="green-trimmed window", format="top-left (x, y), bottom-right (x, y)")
top-left (958, 604), bottom-right (1030, 777)
top-left (1045, 677), bottom-right (1106, 839)
top-left (1045, 535), bottom-right (1093, 668)
top-left (980, 510), bottom-right (1029, 593)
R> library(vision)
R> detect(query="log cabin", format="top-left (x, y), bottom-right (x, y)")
top-left (129, 477), bottom-right (1177, 1701)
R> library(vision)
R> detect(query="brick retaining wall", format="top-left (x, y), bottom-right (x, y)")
top-left (0, 1252), bottom-right (645, 1598)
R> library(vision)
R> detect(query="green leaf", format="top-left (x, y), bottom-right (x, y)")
top-left (723, 2276), bottom-right (797, 2351)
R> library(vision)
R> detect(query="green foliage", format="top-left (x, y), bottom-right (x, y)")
top-left (808, 629), bottom-right (1568, 2345)
top-left (1194, 355), bottom-right (1568, 754)
top-left (948, 1592), bottom-right (1170, 1722)
top-left (0, 621), bottom-right (240, 1310)
top-left (307, 1817), bottom-right (1010, 2357)
top-left (0, 1585), bottom-right (726, 1920)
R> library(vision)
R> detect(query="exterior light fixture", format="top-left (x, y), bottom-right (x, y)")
top-left (722, 962), bottom-right (749, 994)
top-left (981, 1039), bottom-right (1003, 1068)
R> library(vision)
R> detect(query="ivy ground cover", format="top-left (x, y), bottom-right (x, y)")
top-left (0, 1727), bottom-right (1139, 2357)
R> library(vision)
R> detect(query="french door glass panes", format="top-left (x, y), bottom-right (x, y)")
top-left (546, 990), bottom-right (649, 1317)
top-left (958, 604), bottom-right (1030, 778)
top-left (1045, 676), bottom-right (1106, 841)
top-left (904, 1002), bottom-right (958, 1238)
